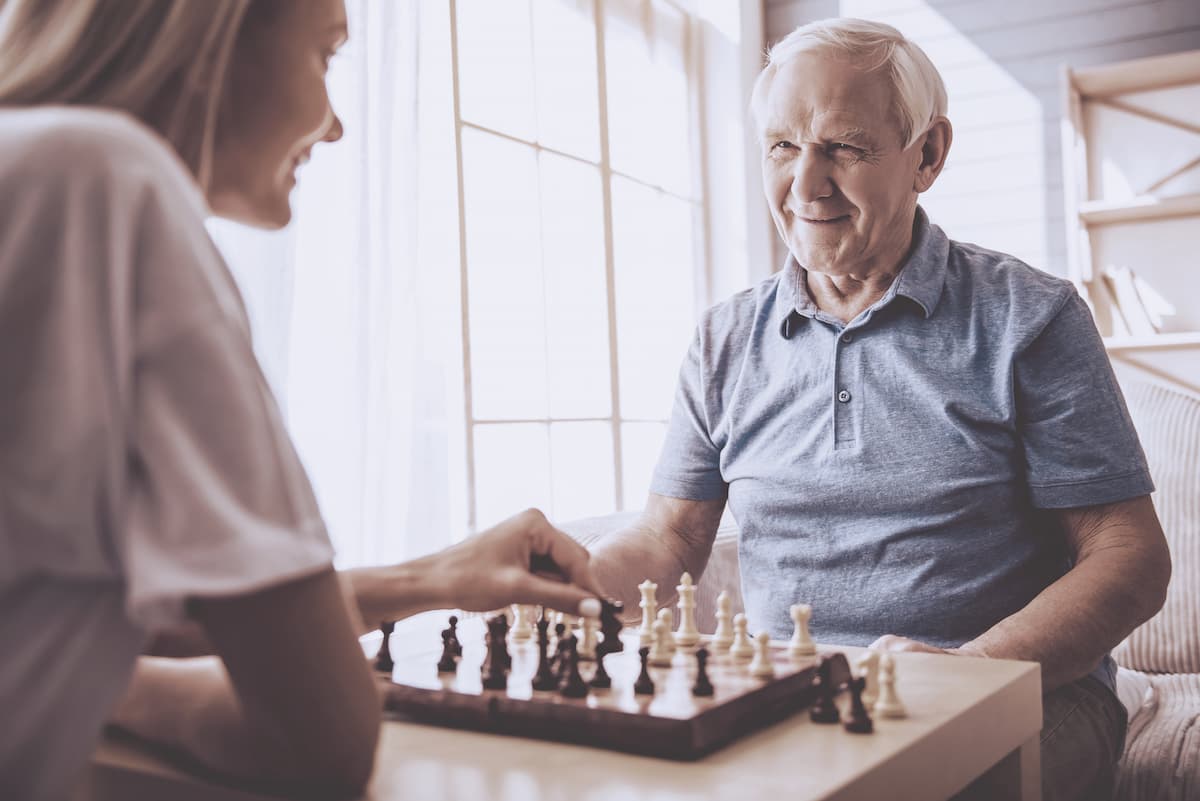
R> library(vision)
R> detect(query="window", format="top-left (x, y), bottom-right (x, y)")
top-left (451, 0), bottom-right (710, 529)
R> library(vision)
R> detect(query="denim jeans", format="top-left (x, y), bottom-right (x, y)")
top-left (953, 674), bottom-right (1128, 801)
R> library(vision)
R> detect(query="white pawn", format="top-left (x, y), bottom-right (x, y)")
top-left (638, 579), bottom-right (658, 646)
top-left (649, 616), bottom-right (673, 666)
top-left (788, 603), bottom-right (816, 658)
top-left (711, 591), bottom-right (734, 652)
top-left (855, 650), bottom-right (880, 706)
top-left (873, 653), bottom-right (907, 719)
top-left (674, 572), bottom-right (700, 647)
top-left (729, 613), bottom-right (754, 660)
top-left (749, 631), bottom-right (775, 678)
top-left (656, 608), bottom-right (676, 655)
top-left (578, 616), bottom-right (598, 659)
top-left (509, 604), bottom-right (533, 642)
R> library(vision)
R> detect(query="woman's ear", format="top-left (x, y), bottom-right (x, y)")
top-left (913, 116), bottom-right (952, 193)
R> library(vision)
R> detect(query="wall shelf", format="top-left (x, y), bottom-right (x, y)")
top-left (1103, 332), bottom-right (1200, 353)
top-left (1078, 192), bottom-right (1200, 226)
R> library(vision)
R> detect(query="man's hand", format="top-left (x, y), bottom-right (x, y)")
top-left (870, 634), bottom-right (987, 658)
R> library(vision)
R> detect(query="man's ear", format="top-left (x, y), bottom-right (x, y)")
top-left (912, 117), bottom-right (952, 193)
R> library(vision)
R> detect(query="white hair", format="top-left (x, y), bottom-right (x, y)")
top-left (751, 18), bottom-right (948, 149)
top-left (0, 0), bottom-right (252, 189)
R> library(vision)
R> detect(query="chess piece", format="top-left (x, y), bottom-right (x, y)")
top-left (711, 591), bottom-right (734, 652)
top-left (649, 616), bottom-right (672, 666)
top-left (436, 629), bottom-right (459, 673)
top-left (510, 604), bottom-right (533, 642)
top-left (656, 608), bottom-right (676, 656)
top-left (873, 653), bottom-right (907, 719)
top-left (638, 579), bottom-right (658, 646)
top-left (589, 652), bottom-right (613, 689)
top-left (674, 572), bottom-right (700, 647)
top-left (788, 603), bottom-right (816, 658)
top-left (809, 655), bottom-right (841, 724)
top-left (749, 631), bottom-right (775, 678)
top-left (729, 613), bottom-right (754, 660)
top-left (843, 676), bottom-right (874, 734)
top-left (633, 646), bottom-right (655, 695)
top-left (447, 615), bottom-right (463, 658)
top-left (481, 614), bottom-right (510, 690)
top-left (597, 599), bottom-right (625, 656)
top-left (855, 650), bottom-right (880, 706)
top-left (578, 616), bottom-right (598, 661)
top-left (373, 621), bottom-right (395, 673)
top-left (558, 638), bottom-right (589, 698)
top-left (692, 647), bottom-right (714, 697)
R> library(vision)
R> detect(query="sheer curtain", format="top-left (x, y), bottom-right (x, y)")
top-left (210, 2), bottom-right (467, 568)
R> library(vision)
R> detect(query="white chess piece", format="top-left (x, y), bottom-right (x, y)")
top-left (855, 650), bottom-right (880, 706)
top-left (649, 616), bottom-right (673, 666)
top-left (656, 608), bottom-right (676, 655)
top-left (729, 613), bottom-right (754, 660)
top-left (509, 604), bottom-right (533, 642)
top-left (788, 603), bottom-right (816, 658)
top-left (674, 572), bottom-right (700, 647)
top-left (638, 579), bottom-right (658, 646)
top-left (711, 591), bottom-right (734, 652)
top-left (578, 616), bottom-right (598, 659)
top-left (873, 653), bottom-right (907, 718)
top-left (749, 631), bottom-right (775, 678)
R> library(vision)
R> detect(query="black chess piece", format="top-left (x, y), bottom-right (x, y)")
top-left (843, 675), bottom-right (874, 734)
top-left (633, 646), bottom-right (655, 695)
top-left (558, 638), bottom-right (589, 699)
top-left (447, 615), bottom-right (463, 658)
top-left (598, 599), bottom-right (625, 655)
top-left (532, 618), bottom-right (558, 691)
top-left (481, 614), bottom-right (510, 690)
top-left (589, 652), bottom-right (612, 689)
top-left (809, 654), bottom-right (841, 724)
top-left (548, 622), bottom-right (568, 677)
top-left (436, 629), bottom-right (458, 674)
top-left (692, 647), bottom-right (714, 697)
top-left (373, 621), bottom-right (395, 673)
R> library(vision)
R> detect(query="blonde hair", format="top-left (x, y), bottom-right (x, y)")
top-left (751, 18), bottom-right (948, 150)
top-left (0, 0), bottom-right (252, 188)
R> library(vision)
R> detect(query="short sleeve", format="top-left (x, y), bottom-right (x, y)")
top-left (124, 319), bottom-right (335, 631)
top-left (1014, 292), bottom-right (1154, 508)
top-left (649, 331), bottom-right (728, 500)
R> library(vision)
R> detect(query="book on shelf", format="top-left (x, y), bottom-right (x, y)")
top-left (1102, 266), bottom-right (1160, 338)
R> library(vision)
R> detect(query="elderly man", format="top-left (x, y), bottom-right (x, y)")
top-left (589, 18), bottom-right (1170, 801)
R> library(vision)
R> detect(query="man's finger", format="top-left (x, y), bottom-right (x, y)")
top-left (514, 574), bottom-right (598, 617)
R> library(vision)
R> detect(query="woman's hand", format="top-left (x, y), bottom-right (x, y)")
top-left (430, 508), bottom-right (603, 615)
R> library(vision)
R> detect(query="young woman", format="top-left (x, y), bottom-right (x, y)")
top-left (0, 2), bottom-right (602, 798)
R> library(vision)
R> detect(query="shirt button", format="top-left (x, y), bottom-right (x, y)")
top-left (842, 333), bottom-right (854, 344)
top-left (837, 389), bottom-right (852, 403)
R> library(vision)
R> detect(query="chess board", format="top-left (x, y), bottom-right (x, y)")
top-left (377, 619), bottom-right (851, 760)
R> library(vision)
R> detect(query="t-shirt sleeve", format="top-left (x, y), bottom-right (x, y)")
top-left (124, 318), bottom-right (335, 631)
top-left (1014, 291), bottom-right (1154, 508)
top-left (649, 330), bottom-right (728, 500)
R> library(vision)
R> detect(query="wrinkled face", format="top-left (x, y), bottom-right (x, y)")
top-left (759, 51), bottom-right (925, 278)
top-left (208, 0), bottom-right (348, 228)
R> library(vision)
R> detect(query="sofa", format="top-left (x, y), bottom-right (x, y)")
top-left (565, 378), bottom-right (1199, 801)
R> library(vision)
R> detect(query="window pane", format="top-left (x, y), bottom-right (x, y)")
top-left (621, 421), bottom-right (668, 510)
top-left (550, 422), bottom-right (616, 520)
top-left (604, 0), bottom-right (692, 196)
top-left (462, 130), bottom-right (548, 419)
top-left (532, 0), bottom-right (601, 161)
top-left (474, 423), bottom-right (551, 528)
top-left (611, 176), bottom-right (696, 420)
top-left (457, 0), bottom-right (536, 140)
top-left (540, 153), bottom-right (611, 418)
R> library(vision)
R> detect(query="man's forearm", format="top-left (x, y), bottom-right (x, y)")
top-left (961, 545), bottom-right (1167, 691)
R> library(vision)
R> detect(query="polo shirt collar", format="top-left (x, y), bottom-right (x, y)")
top-left (776, 205), bottom-right (948, 336)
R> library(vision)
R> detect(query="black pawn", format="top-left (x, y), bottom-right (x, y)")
top-left (436, 630), bottom-right (458, 674)
top-left (810, 655), bottom-right (841, 724)
top-left (633, 646), bottom-right (655, 695)
top-left (844, 676), bottom-right (874, 734)
top-left (481, 614), bottom-right (509, 690)
top-left (373, 621), bottom-right (395, 673)
top-left (558, 639), bottom-right (589, 699)
top-left (692, 647), bottom-right (714, 697)
top-left (447, 615), bottom-right (463, 657)
top-left (532, 619), bottom-right (558, 691)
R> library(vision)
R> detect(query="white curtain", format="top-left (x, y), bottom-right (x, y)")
top-left (210, 2), bottom-right (468, 568)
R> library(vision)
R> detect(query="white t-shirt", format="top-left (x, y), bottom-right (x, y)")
top-left (0, 108), bottom-right (336, 800)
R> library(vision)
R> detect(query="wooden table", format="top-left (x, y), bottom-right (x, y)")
top-left (80, 613), bottom-right (1043, 801)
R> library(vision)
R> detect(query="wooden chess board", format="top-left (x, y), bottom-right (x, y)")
top-left (377, 619), bottom-right (851, 760)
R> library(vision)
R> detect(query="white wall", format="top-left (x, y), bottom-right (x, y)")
top-left (761, 0), bottom-right (1200, 277)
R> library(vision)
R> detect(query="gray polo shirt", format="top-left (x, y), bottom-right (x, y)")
top-left (651, 208), bottom-right (1153, 690)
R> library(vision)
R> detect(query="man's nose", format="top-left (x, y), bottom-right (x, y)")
top-left (791, 148), bottom-right (834, 204)
top-left (322, 110), bottom-right (344, 144)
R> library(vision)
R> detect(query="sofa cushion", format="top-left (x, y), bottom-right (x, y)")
top-left (1114, 381), bottom-right (1200, 673)
top-left (1114, 667), bottom-right (1200, 801)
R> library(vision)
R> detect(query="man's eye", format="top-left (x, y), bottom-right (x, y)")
top-left (830, 143), bottom-right (861, 154)
top-left (771, 141), bottom-right (795, 151)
